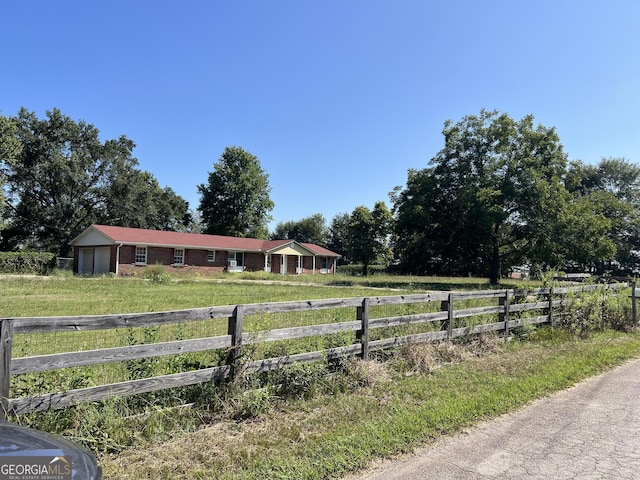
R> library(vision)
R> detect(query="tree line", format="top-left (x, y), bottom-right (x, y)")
top-left (1, 107), bottom-right (639, 283)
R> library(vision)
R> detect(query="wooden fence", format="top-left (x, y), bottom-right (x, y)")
top-left (0, 283), bottom-right (634, 419)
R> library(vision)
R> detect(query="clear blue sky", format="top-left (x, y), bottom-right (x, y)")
top-left (2, 1), bottom-right (639, 230)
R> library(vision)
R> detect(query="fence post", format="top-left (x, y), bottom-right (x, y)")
top-left (226, 305), bottom-right (244, 381)
top-left (499, 290), bottom-right (511, 338)
top-left (446, 292), bottom-right (454, 339)
top-left (0, 319), bottom-right (14, 420)
top-left (546, 287), bottom-right (554, 325)
top-left (357, 298), bottom-right (370, 360)
top-left (632, 282), bottom-right (638, 327)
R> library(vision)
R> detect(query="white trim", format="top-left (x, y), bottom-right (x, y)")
top-left (173, 248), bottom-right (185, 266)
top-left (135, 246), bottom-right (147, 265)
top-left (115, 244), bottom-right (122, 275)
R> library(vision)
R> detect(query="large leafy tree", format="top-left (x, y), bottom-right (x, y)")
top-left (393, 110), bottom-right (578, 284)
top-left (271, 213), bottom-right (328, 245)
top-left (107, 170), bottom-right (192, 232)
top-left (390, 169), bottom-right (439, 275)
top-left (556, 193), bottom-right (616, 272)
top-left (2, 108), bottom-right (190, 256)
top-left (327, 212), bottom-right (351, 263)
top-left (566, 158), bottom-right (640, 274)
top-left (347, 201), bottom-right (392, 276)
top-left (198, 146), bottom-right (274, 239)
top-left (0, 115), bottom-right (22, 234)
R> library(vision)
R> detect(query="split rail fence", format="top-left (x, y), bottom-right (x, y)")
top-left (0, 283), bottom-right (635, 419)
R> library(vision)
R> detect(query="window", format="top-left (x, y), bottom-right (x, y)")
top-left (321, 257), bottom-right (328, 269)
top-left (207, 250), bottom-right (216, 262)
top-left (174, 248), bottom-right (184, 265)
top-left (135, 246), bottom-right (147, 265)
top-left (228, 251), bottom-right (244, 267)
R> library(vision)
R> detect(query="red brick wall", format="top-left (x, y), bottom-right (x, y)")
top-left (111, 245), bottom-right (334, 276)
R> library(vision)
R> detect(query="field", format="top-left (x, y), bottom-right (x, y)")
top-left (2, 272), bottom-right (638, 479)
top-left (0, 271), bottom-right (537, 318)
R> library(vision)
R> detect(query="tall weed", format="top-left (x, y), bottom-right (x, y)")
top-left (560, 286), bottom-right (634, 337)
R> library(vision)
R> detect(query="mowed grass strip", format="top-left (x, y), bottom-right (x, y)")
top-left (0, 275), bottom-right (403, 318)
top-left (2, 274), bottom-right (497, 359)
top-left (98, 331), bottom-right (640, 480)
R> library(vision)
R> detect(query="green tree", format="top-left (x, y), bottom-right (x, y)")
top-left (2, 108), bottom-right (190, 256)
top-left (566, 158), bottom-right (640, 274)
top-left (347, 201), bottom-right (392, 276)
top-left (271, 213), bottom-right (328, 245)
top-left (0, 115), bottom-right (22, 234)
top-left (557, 193), bottom-right (616, 272)
top-left (106, 170), bottom-right (192, 231)
top-left (393, 110), bottom-right (573, 284)
top-left (198, 146), bottom-right (274, 239)
top-left (327, 212), bottom-right (351, 263)
top-left (390, 169), bottom-right (439, 275)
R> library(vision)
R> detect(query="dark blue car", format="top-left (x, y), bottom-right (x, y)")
top-left (0, 421), bottom-right (102, 480)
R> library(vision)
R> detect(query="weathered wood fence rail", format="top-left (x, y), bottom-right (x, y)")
top-left (0, 283), bottom-right (634, 419)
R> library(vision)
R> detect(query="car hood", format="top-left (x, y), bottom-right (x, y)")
top-left (0, 421), bottom-right (101, 480)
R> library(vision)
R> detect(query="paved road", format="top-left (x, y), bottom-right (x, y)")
top-left (352, 358), bottom-right (640, 479)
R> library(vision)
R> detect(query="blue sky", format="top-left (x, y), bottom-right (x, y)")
top-left (2, 1), bottom-right (640, 230)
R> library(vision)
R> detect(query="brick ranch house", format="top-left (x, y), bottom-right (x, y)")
top-left (71, 225), bottom-right (340, 276)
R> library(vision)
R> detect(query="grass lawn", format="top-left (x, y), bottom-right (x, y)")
top-left (0, 271), bottom-right (539, 318)
top-left (97, 331), bottom-right (640, 479)
top-left (3, 272), bottom-right (638, 479)
top-left (0, 273), bottom-right (403, 317)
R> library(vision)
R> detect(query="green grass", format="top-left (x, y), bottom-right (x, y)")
top-left (0, 274), bottom-right (403, 318)
top-left (5, 273), bottom-right (638, 479)
top-left (2, 274), bottom-right (519, 361)
top-left (97, 330), bottom-right (640, 479)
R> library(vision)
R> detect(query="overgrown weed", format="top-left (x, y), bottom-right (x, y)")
top-left (560, 285), bottom-right (636, 337)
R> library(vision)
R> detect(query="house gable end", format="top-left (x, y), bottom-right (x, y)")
top-left (70, 226), bottom-right (115, 247)
top-left (267, 241), bottom-right (316, 256)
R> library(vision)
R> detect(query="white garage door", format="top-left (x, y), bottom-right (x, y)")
top-left (94, 247), bottom-right (111, 275)
top-left (78, 248), bottom-right (94, 275)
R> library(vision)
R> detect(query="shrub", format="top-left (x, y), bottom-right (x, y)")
top-left (142, 264), bottom-right (172, 283)
top-left (559, 286), bottom-right (634, 337)
top-left (336, 264), bottom-right (388, 276)
top-left (0, 251), bottom-right (55, 274)
top-left (270, 362), bottom-right (330, 400)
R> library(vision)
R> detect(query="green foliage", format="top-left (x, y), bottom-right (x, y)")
top-left (269, 362), bottom-right (330, 400)
top-left (559, 286), bottom-right (634, 337)
top-left (8, 274), bottom-right (637, 475)
top-left (566, 158), bottom-right (640, 274)
top-left (1, 108), bottom-right (190, 256)
top-left (93, 332), bottom-right (640, 479)
top-left (347, 201), bottom-right (393, 276)
top-left (336, 264), bottom-right (388, 276)
top-left (197, 146), bottom-right (274, 239)
top-left (271, 213), bottom-right (329, 246)
top-left (392, 109), bottom-right (576, 284)
top-left (327, 212), bottom-right (351, 263)
top-left (0, 251), bottom-right (55, 274)
top-left (227, 386), bottom-right (275, 420)
top-left (125, 327), bottom-right (160, 380)
top-left (0, 115), bottom-right (22, 234)
top-left (141, 264), bottom-right (172, 283)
